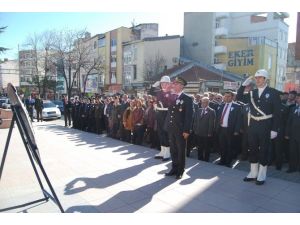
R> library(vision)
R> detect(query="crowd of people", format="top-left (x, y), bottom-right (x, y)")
top-left (25, 69), bottom-right (300, 184)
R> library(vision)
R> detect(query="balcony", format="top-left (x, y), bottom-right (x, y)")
top-left (213, 63), bottom-right (227, 70)
top-left (215, 27), bottom-right (228, 37)
top-left (214, 45), bottom-right (227, 55)
top-left (215, 12), bottom-right (230, 19)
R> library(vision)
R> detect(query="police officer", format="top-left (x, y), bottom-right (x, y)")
top-left (237, 69), bottom-right (281, 185)
top-left (151, 75), bottom-right (173, 161)
top-left (164, 77), bottom-right (194, 179)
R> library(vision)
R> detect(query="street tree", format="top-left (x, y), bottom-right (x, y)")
top-left (0, 26), bottom-right (9, 54)
top-left (51, 29), bottom-right (94, 98)
top-left (144, 52), bottom-right (166, 84)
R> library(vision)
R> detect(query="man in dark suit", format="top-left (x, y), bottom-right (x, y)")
top-left (164, 77), bottom-right (194, 179)
top-left (237, 69), bottom-right (281, 185)
top-left (192, 97), bottom-right (216, 161)
top-left (216, 90), bottom-right (241, 167)
top-left (285, 93), bottom-right (300, 173)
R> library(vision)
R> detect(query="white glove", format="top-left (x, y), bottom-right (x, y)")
top-left (242, 76), bottom-right (253, 87)
top-left (270, 131), bottom-right (278, 139)
top-left (152, 81), bottom-right (160, 88)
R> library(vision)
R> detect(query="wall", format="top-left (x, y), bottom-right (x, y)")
top-left (183, 12), bottom-right (215, 64)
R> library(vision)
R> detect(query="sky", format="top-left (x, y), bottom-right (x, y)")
top-left (0, 12), bottom-right (185, 60)
top-left (0, 1), bottom-right (298, 61)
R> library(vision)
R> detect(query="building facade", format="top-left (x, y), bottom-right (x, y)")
top-left (123, 35), bottom-right (181, 92)
top-left (215, 37), bottom-right (278, 88)
top-left (183, 12), bottom-right (289, 90)
top-left (285, 42), bottom-right (300, 92)
top-left (0, 59), bottom-right (19, 93)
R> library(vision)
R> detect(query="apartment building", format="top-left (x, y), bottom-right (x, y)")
top-left (285, 42), bottom-right (300, 92)
top-left (123, 35), bottom-right (181, 91)
top-left (183, 12), bottom-right (289, 90)
top-left (0, 59), bottom-right (19, 93)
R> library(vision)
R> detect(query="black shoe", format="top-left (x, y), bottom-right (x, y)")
top-left (255, 180), bottom-right (265, 185)
top-left (154, 156), bottom-right (163, 159)
top-left (175, 170), bottom-right (184, 179)
top-left (165, 169), bottom-right (177, 176)
top-left (176, 174), bottom-right (183, 179)
top-left (218, 161), bottom-right (225, 166)
top-left (286, 169), bottom-right (296, 173)
top-left (243, 177), bottom-right (256, 182)
top-left (162, 157), bottom-right (170, 162)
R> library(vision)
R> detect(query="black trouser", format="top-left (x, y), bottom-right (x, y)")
top-left (186, 132), bottom-right (196, 157)
top-left (169, 132), bottom-right (186, 174)
top-left (133, 125), bottom-right (145, 145)
top-left (36, 109), bottom-right (43, 122)
top-left (288, 137), bottom-right (300, 171)
top-left (273, 133), bottom-right (284, 168)
top-left (240, 130), bottom-right (249, 160)
top-left (156, 111), bottom-right (169, 147)
top-left (124, 129), bottom-right (132, 143)
top-left (196, 135), bottom-right (212, 162)
top-left (64, 111), bottom-right (71, 126)
top-left (27, 107), bottom-right (33, 122)
top-left (218, 127), bottom-right (234, 166)
top-left (248, 119), bottom-right (272, 166)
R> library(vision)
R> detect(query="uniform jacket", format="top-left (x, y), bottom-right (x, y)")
top-left (164, 92), bottom-right (194, 134)
top-left (236, 86), bottom-right (281, 132)
top-left (192, 106), bottom-right (215, 137)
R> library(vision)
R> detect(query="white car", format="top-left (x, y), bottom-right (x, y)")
top-left (33, 100), bottom-right (61, 120)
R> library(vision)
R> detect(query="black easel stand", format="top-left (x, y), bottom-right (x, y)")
top-left (0, 106), bottom-right (64, 212)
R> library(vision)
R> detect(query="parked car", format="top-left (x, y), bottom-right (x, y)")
top-left (0, 97), bottom-right (8, 108)
top-left (0, 98), bottom-right (11, 109)
top-left (33, 100), bottom-right (61, 120)
top-left (52, 100), bottom-right (64, 114)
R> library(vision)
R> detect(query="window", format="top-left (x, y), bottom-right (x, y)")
top-left (111, 55), bottom-right (117, 63)
top-left (215, 20), bottom-right (220, 28)
top-left (98, 38), bottom-right (105, 47)
top-left (25, 61), bottom-right (32, 67)
top-left (94, 41), bottom-right (97, 49)
top-left (111, 72), bottom-right (116, 84)
top-left (268, 55), bottom-right (272, 70)
top-left (251, 13), bottom-right (267, 23)
top-left (133, 65), bottom-right (137, 80)
top-left (111, 39), bottom-right (117, 46)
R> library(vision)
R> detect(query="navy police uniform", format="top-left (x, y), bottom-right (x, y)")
top-left (164, 77), bottom-right (194, 179)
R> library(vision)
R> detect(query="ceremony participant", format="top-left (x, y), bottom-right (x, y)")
top-left (192, 97), bottom-right (215, 162)
top-left (164, 77), bottom-right (194, 179)
top-left (216, 90), bottom-right (241, 167)
top-left (285, 93), bottom-right (300, 173)
top-left (25, 95), bottom-right (35, 122)
top-left (63, 96), bottom-right (72, 127)
top-left (34, 94), bottom-right (43, 122)
top-left (151, 76), bottom-right (173, 161)
top-left (237, 69), bottom-right (281, 185)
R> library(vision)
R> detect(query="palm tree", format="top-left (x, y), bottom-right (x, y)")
top-left (0, 26), bottom-right (9, 54)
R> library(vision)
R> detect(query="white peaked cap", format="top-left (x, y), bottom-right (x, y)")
top-left (254, 69), bottom-right (269, 79)
top-left (160, 75), bottom-right (171, 83)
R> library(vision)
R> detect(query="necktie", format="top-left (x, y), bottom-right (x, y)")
top-left (220, 104), bottom-right (229, 125)
top-left (201, 108), bottom-right (205, 117)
